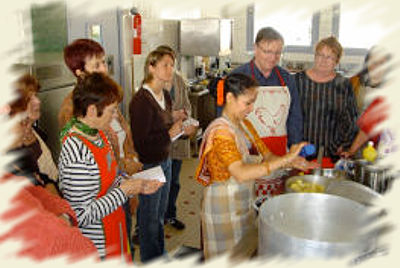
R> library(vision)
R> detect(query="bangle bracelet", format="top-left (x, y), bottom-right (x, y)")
top-left (282, 155), bottom-right (290, 168)
top-left (263, 161), bottom-right (270, 176)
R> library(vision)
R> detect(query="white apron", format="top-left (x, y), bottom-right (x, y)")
top-left (248, 63), bottom-right (291, 197)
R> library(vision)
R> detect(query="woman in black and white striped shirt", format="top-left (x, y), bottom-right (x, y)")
top-left (58, 73), bottom-right (161, 261)
top-left (295, 36), bottom-right (359, 166)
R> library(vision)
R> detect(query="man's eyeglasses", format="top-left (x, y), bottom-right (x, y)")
top-left (257, 44), bottom-right (282, 57)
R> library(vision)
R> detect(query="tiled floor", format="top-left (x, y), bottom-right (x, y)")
top-left (132, 158), bottom-right (203, 262)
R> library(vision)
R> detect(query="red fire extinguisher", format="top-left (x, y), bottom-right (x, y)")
top-left (133, 13), bottom-right (141, 55)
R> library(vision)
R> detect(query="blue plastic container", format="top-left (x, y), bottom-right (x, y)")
top-left (299, 144), bottom-right (316, 157)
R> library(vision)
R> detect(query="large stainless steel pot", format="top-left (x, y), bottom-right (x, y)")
top-left (325, 179), bottom-right (382, 206)
top-left (285, 175), bottom-right (335, 193)
top-left (312, 168), bottom-right (347, 179)
top-left (258, 193), bottom-right (373, 259)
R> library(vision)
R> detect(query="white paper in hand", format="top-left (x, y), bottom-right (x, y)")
top-left (171, 130), bottom-right (185, 142)
top-left (183, 117), bottom-right (199, 127)
top-left (129, 166), bottom-right (166, 183)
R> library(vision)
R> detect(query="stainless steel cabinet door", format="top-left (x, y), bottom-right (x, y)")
top-left (37, 85), bottom-right (74, 162)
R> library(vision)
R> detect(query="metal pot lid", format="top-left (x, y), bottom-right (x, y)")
top-left (364, 165), bottom-right (389, 172)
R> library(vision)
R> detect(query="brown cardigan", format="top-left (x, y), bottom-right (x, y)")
top-left (129, 87), bottom-right (173, 164)
top-left (169, 71), bottom-right (193, 160)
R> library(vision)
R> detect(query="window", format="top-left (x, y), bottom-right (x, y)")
top-left (88, 24), bottom-right (103, 44)
top-left (338, 3), bottom-right (388, 49)
top-left (254, 5), bottom-right (313, 46)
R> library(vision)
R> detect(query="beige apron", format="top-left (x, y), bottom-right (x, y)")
top-left (201, 118), bottom-right (259, 260)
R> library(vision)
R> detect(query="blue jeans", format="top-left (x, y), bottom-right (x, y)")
top-left (137, 158), bottom-right (172, 263)
top-left (165, 159), bottom-right (182, 220)
top-left (122, 201), bottom-right (135, 260)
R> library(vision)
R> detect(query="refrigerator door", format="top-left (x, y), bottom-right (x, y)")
top-left (37, 84), bottom-right (74, 162)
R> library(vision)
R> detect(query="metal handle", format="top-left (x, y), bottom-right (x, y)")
top-left (314, 145), bottom-right (324, 175)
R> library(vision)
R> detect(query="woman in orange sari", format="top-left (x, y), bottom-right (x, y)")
top-left (195, 73), bottom-right (318, 260)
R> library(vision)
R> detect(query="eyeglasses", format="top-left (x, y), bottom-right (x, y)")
top-left (315, 53), bottom-right (337, 62)
top-left (256, 44), bottom-right (282, 57)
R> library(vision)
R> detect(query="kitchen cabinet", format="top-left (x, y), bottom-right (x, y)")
top-left (189, 89), bottom-right (216, 131)
top-left (180, 18), bottom-right (232, 57)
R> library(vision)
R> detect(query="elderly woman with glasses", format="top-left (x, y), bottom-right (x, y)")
top-left (294, 36), bottom-right (359, 167)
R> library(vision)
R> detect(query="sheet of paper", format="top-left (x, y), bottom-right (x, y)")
top-left (183, 117), bottom-right (199, 127)
top-left (171, 117), bottom-right (199, 143)
top-left (171, 130), bottom-right (185, 142)
top-left (129, 165), bottom-right (166, 183)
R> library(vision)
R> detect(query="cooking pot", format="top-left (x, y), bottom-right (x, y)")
top-left (312, 168), bottom-right (348, 179)
top-left (285, 175), bottom-right (335, 193)
top-left (364, 166), bottom-right (394, 194)
top-left (353, 159), bottom-right (371, 185)
top-left (284, 175), bottom-right (382, 206)
top-left (258, 193), bottom-right (374, 259)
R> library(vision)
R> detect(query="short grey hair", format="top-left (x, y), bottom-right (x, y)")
top-left (255, 27), bottom-right (284, 44)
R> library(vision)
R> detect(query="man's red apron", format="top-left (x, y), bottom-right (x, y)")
top-left (248, 61), bottom-right (291, 197)
top-left (64, 131), bottom-right (131, 262)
